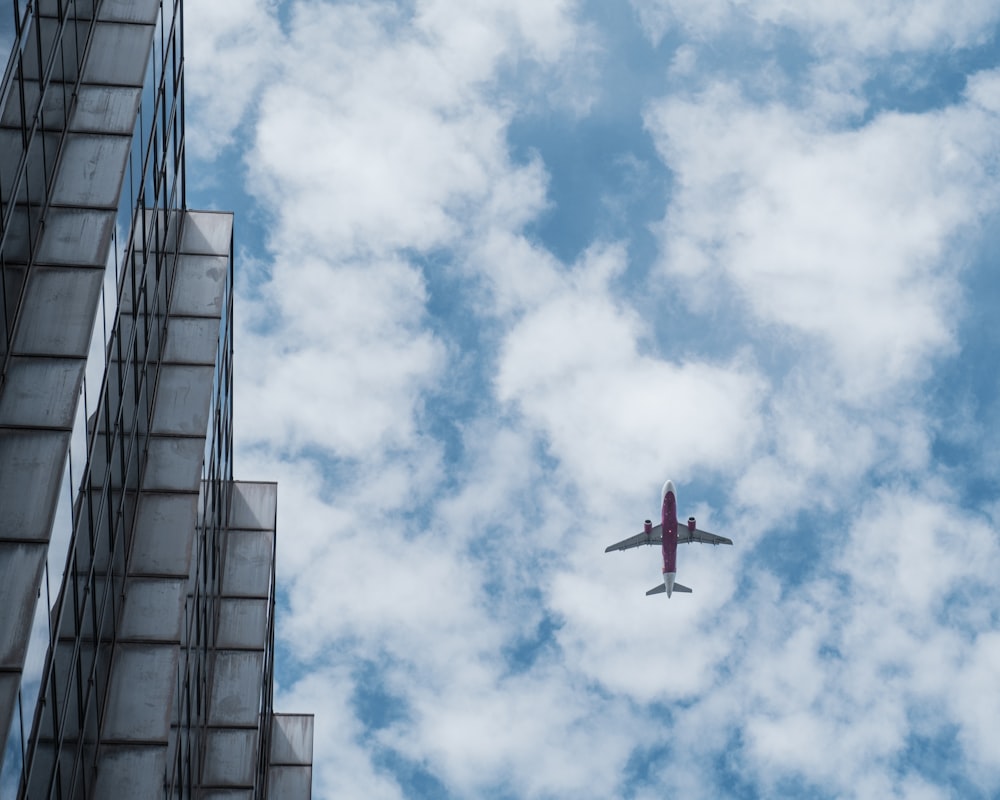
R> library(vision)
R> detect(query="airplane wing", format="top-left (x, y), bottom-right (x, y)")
top-left (605, 524), bottom-right (663, 552)
top-left (678, 527), bottom-right (733, 546)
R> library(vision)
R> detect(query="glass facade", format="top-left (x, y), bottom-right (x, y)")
top-left (0, 1), bottom-right (313, 797)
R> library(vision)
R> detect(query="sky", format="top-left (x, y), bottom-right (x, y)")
top-left (182, 2), bottom-right (1000, 798)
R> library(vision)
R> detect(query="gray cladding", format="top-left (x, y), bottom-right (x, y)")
top-left (0, 0), bottom-right (313, 795)
top-left (0, 0), bottom-right (161, 770)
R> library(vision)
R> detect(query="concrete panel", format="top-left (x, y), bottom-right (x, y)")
top-left (130, 493), bottom-right (197, 576)
top-left (0, 430), bottom-right (69, 539)
top-left (170, 255), bottom-right (228, 317)
top-left (119, 578), bottom-right (186, 641)
top-left (221, 530), bottom-right (273, 598)
top-left (82, 22), bottom-right (155, 87)
top-left (91, 745), bottom-right (167, 800)
top-left (70, 85), bottom-right (142, 134)
top-left (268, 766), bottom-right (313, 799)
top-left (51, 133), bottom-right (131, 208)
top-left (180, 211), bottom-right (233, 256)
top-left (216, 598), bottom-right (269, 650)
top-left (163, 316), bottom-right (221, 365)
top-left (103, 643), bottom-right (177, 741)
top-left (11, 267), bottom-right (104, 356)
top-left (0, 357), bottom-right (85, 428)
top-left (151, 364), bottom-right (215, 435)
top-left (203, 728), bottom-right (257, 788)
top-left (0, 542), bottom-right (46, 667)
top-left (209, 650), bottom-right (265, 726)
top-left (270, 714), bottom-right (315, 766)
top-left (229, 482), bottom-right (277, 531)
top-left (143, 436), bottom-right (205, 492)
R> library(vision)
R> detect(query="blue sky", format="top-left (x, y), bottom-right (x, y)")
top-left (183, 2), bottom-right (1000, 797)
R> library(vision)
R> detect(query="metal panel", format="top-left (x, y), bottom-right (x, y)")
top-left (163, 316), bottom-right (221, 365)
top-left (0, 358), bottom-right (85, 427)
top-left (229, 482), bottom-right (277, 530)
top-left (98, 0), bottom-right (161, 24)
top-left (0, 673), bottom-right (19, 762)
top-left (170, 255), bottom-right (228, 317)
top-left (0, 430), bottom-right (69, 539)
top-left (70, 85), bottom-right (143, 134)
top-left (268, 765), bottom-right (313, 799)
top-left (0, 78), bottom-right (68, 129)
top-left (215, 598), bottom-right (269, 650)
top-left (0, 208), bottom-right (35, 265)
top-left (129, 494), bottom-right (197, 576)
top-left (270, 714), bottom-right (315, 766)
top-left (116, 253), bottom-right (157, 315)
top-left (37, 208), bottom-right (117, 265)
top-left (10, 266), bottom-right (104, 356)
top-left (221, 531), bottom-right (274, 597)
top-left (0, 542), bottom-right (46, 666)
top-left (37, 0), bottom-right (97, 17)
top-left (0, 129), bottom-right (59, 203)
top-left (18, 17), bottom-right (79, 82)
top-left (142, 436), bottom-right (205, 492)
top-left (82, 22), bottom-right (155, 87)
top-left (202, 728), bottom-right (257, 787)
top-left (119, 578), bottom-right (186, 640)
top-left (86, 417), bottom-right (144, 487)
top-left (139, 208), bottom-right (182, 256)
top-left (73, 489), bottom-right (133, 573)
top-left (179, 211), bottom-right (233, 256)
top-left (151, 364), bottom-right (215, 435)
top-left (209, 650), bottom-right (265, 726)
top-left (51, 133), bottom-right (131, 207)
top-left (91, 746), bottom-right (167, 800)
top-left (103, 644), bottom-right (177, 740)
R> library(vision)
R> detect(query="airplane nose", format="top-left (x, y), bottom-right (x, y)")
top-left (663, 480), bottom-right (675, 497)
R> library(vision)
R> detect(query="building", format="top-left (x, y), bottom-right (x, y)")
top-left (0, 1), bottom-right (313, 797)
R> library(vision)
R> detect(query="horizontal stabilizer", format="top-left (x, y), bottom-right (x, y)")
top-left (645, 582), bottom-right (693, 596)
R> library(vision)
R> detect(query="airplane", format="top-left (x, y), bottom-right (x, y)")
top-left (605, 480), bottom-right (732, 597)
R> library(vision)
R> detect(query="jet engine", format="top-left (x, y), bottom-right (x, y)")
top-left (687, 516), bottom-right (697, 532)
top-left (644, 520), bottom-right (653, 535)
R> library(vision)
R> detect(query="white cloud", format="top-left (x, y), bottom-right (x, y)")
top-left (184, 0), bottom-right (1000, 797)
top-left (630, 0), bottom-right (1000, 55)
top-left (651, 485), bottom-right (1000, 798)
top-left (237, 254), bottom-right (445, 459)
top-left (646, 77), bottom-right (1000, 399)
top-left (245, 0), bottom-right (581, 261)
top-left (379, 660), bottom-right (639, 797)
top-left (184, 0), bottom-right (283, 159)
top-left (494, 242), bottom-right (767, 506)
top-left (276, 666), bottom-right (408, 800)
